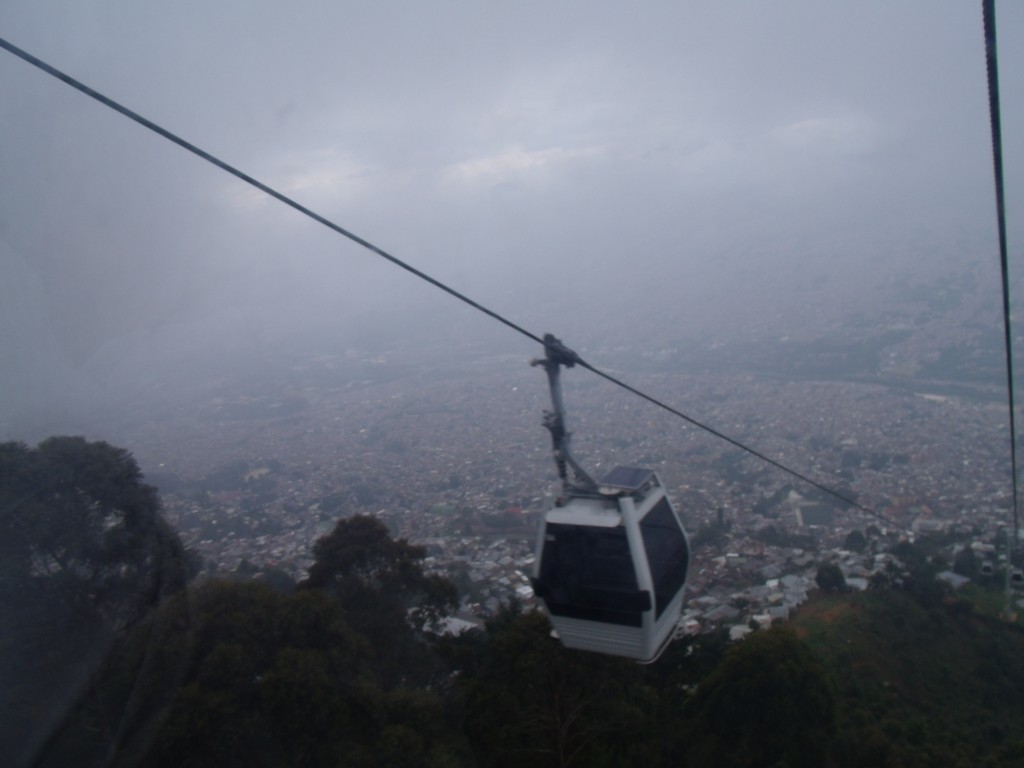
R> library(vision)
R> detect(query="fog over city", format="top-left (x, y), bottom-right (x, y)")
top-left (10, 6), bottom-right (1024, 763)
top-left (1, 1), bottom-right (1022, 504)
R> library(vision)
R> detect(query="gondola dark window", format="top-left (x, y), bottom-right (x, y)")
top-left (535, 523), bottom-right (649, 627)
top-left (639, 497), bottom-right (689, 617)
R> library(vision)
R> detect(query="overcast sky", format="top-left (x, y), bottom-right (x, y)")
top-left (1, 1), bottom-right (1021, 436)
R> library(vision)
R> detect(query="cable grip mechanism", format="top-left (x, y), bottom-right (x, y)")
top-left (531, 334), bottom-right (598, 498)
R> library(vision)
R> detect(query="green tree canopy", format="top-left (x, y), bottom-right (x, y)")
top-left (301, 516), bottom-right (454, 615)
top-left (681, 628), bottom-right (837, 767)
top-left (815, 562), bottom-right (847, 594)
top-left (44, 580), bottom-right (469, 768)
top-left (299, 515), bottom-right (456, 688)
top-left (952, 545), bottom-right (976, 578)
top-left (1, 437), bottom-right (191, 622)
top-left (0, 436), bottom-right (191, 768)
top-left (133, 582), bottom-right (379, 768)
top-left (459, 607), bottom-right (654, 768)
top-left (843, 529), bottom-right (867, 554)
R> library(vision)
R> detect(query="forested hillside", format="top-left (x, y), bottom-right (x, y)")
top-left (5, 438), bottom-right (1024, 767)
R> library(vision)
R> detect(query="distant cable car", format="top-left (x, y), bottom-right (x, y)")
top-left (528, 335), bottom-right (690, 662)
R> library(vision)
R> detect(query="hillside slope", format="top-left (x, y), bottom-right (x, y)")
top-left (792, 586), bottom-right (1024, 766)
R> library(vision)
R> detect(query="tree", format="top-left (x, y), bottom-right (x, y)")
top-left (461, 609), bottom-right (651, 768)
top-left (843, 529), bottom-right (868, 554)
top-left (0, 437), bottom-right (191, 622)
top-left (681, 628), bottom-right (836, 767)
top-left (815, 562), bottom-right (847, 593)
top-left (55, 580), bottom-right (466, 768)
top-left (134, 582), bottom-right (378, 768)
top-left (36, 528), bottom-right (469, 767)
top-left (298, 515), bottom-right (456, 687)
top-left (0, 436), bottom-right (192, 768)
top-left (302, 515), bottom-right (455, 627)
top-left (953, 546), bottom-right (976, 578)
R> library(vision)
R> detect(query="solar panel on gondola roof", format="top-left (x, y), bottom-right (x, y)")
top-left (599, 466), bottom-right (656, 493)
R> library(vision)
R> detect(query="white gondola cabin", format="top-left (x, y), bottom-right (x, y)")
top-left (529, 334), bottom-right (691, 661)
top-left (531, 466), bottom-right (690, 662)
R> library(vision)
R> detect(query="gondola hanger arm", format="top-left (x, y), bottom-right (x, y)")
top-left (531, 334), bottom-right (599, 497)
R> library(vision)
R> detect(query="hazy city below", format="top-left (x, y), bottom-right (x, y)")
top-left (7, 5), bottom-right (1024, 765)
top-left (1, 0), bottom-right (1022, 625)
top-left (6, 231), bottom-right (1012, 622)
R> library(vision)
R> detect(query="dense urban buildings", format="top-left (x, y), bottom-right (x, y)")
top-left (98, 333), bottom-right (1017, 633)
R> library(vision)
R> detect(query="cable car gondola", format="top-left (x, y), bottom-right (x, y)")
top-left (529, 335), bottom-right (690, 662)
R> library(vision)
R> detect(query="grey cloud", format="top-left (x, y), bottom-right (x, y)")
top-left (0, 0), bottom-right (1021, 434)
